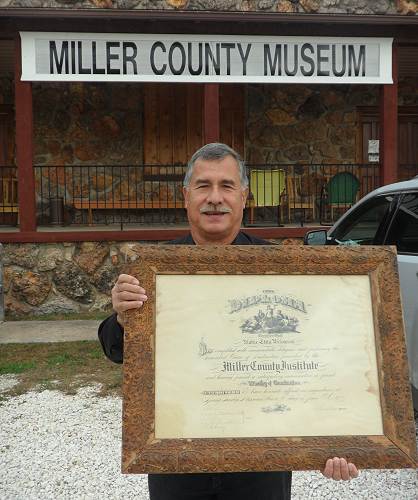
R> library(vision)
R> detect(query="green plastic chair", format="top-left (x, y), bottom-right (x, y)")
top-left (326, 172), bottom-right (360, 218)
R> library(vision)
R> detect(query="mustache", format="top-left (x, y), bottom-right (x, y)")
top-left (200, 205), bottom-right (232, 214)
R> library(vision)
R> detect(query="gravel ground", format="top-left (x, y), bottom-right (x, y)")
top-left (0, 378), bottom-right (417, 500)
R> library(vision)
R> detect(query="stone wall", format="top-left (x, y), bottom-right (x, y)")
top-left (1, 0), bottom-right (417, 15)
top-left (246, 83), bottom-right (378, 164)
top-left (246, 77), bottom-right (418, 165)
top-left (3, 242), bottom-right (118, 318)
top-left (2, 238), bottom-right (302, 319)
top-left (32, 82), bottom-right (146, 221)
top-left (33, 83), bottom-right (143, 167)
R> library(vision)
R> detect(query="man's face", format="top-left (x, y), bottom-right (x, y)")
top-left (183, 155), bottom-right (248, 244)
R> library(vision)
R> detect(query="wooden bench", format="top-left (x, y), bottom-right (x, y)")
top-left (0, 205), bottom-right (19, 213)
top-left (0, 177), bottom-right (19, 214)
top-left (73, 199), bottom-right (185, 225)
top-left (73, 198), bottom-right (270, 226)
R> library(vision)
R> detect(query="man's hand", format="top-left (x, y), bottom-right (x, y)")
top-left (322, 457), bottom-right (359, 481)
top-left (111, 274), bottom-right (148, 326)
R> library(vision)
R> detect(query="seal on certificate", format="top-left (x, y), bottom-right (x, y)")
top-left (240, 304), bottom-right (299, 334)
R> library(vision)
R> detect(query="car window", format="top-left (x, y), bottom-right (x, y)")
top-left (385, 193), bottom-right (418, 254)
top-left (330, 195), bottom-right (393, 245)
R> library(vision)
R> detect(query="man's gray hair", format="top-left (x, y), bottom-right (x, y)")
top-left (183, 143), bottom-right (249, 189)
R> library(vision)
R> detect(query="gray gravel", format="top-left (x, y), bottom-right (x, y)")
top-left (0, 380), bottom-right (417, 500)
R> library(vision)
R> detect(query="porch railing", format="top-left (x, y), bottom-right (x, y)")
top-left (246, 163), bottom-right (381, 227)
top-left (34, 164), bottom-right (188, 228)
top-left (0, 163), bottom-right (395, 228)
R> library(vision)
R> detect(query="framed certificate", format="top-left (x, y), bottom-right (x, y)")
top-left (122, 245), bottom-right (417, 473)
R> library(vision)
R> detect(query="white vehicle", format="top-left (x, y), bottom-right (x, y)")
top-left (304, 177), bottom-right (418, 409)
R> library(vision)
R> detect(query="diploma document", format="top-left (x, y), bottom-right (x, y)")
top-left (155, 274), bottom-right (382, 439)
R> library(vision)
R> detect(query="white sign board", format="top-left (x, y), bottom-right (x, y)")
top-left (368, 139), bottom-right (380, 163)
top-left (20, 32), bottom-right (393, 84)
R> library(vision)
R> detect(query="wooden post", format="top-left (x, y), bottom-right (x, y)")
top-left (204, 84), bottom-right (220, 144)
top-left (379, 43), bottom-right (398, 186)
top-left (15, 35), bottom-right (36, 232)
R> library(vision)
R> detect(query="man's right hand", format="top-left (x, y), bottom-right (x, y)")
top-left (111, 274), bottom-right (148, 327)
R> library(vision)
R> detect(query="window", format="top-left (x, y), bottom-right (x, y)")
top-left (330, 196), bottom-right (393, 245)
top-left (385, 193), bottom-right (418, 254)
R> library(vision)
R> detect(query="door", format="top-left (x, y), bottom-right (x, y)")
top-left (142, 83), bottom-right (245, 206)
top-left (142, 83), bottom-right (205, 205)
top-left (398, 115), bottom-right (418, 180)
top-left (143, 83), bottom-right (246, 165)
top-left (219, 84), bottom-right (245, 157)
top-left (384, 191), bottom-right (418, 401)
top-left (143, 83), bottom-right (204, 166)
top-left (359, 107), bottom-right (418, 181)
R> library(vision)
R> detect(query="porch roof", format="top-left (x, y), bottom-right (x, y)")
top-left (0, 9), bottom-right (418, 42)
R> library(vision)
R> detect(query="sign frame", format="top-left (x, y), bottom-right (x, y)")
top-left (122, 245), bottom-right (416, 474)
top-left (20, 32), bottom-right (393, 84)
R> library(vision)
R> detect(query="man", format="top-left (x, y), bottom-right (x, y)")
top-left (98, 143), bottom-right (359, 500)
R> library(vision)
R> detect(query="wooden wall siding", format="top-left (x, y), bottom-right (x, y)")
top-left (143, 83), bottom-right (204, 166)
top-left (143, 83), bottom-right (245, 168)
top-left (399, 117), bottom-right (418, 166)
top-left (174, 85), bottom-right (187, 163)
top-left (220, 84), bottom-right (245, 157)
top-left (0, 112), bottom-right (8, 165)
top-left (204, 84), bottom-right (220, 144)
top-left (0, 106), bottom-right (13, 166)
top-left (187, 84), bottom-right (204, 159)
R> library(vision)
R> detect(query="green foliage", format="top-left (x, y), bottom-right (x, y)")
top-left (46, 352), bottom-right (79, 367)
top-left (0, 360), bottom-right (37, 375)
top-left (6, 311), bottom-right (110, 322)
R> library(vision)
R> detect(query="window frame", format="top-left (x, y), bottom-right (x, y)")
top-left (328, 194), bottom-right (398, 246)
top-left (383, 191), bottom-right (418, 256)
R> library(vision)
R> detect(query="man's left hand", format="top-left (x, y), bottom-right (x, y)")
top-left (322, 457), bottom-right (359, 481)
